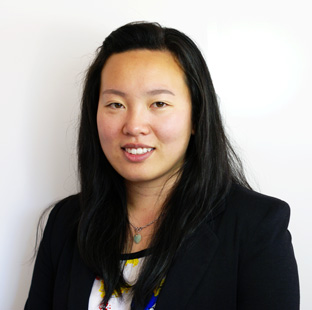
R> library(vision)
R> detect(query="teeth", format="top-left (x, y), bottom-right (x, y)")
top-left (125, 148), bottom-right (153, 155)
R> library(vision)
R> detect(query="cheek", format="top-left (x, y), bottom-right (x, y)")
top-left (97, 116), bottom-right (119, 147)
top-left (155, 111), bottom-right (192, 144)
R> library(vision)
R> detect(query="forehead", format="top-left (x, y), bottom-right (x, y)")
top-left (100, 49), bottom-right (187, 90)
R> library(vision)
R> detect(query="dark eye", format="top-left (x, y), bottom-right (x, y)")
top-left (108, 102), bottom-right (124, 109)
top-left (152, 102), bottom-right (167, 108)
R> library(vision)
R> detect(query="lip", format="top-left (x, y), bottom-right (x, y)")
top-left (122, 143), bottom-right (154, 148)
top-left (121, 144), bottom-right (155, 162)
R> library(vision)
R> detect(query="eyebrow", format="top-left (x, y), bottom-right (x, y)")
top-left (102, 89), bottom-right (126, 96)
top-left (146, 89), bottom-right (175, 96)
top-left (101, 89), bottom-right (175, 97)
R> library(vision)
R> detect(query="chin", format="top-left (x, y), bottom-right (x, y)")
top-left (123, 175), bottom-right (152, 183)
top-left (119, 171), bottom-right (158, 184)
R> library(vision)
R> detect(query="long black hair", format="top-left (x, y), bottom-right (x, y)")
top-left (77, 21), bottom-right (250, 309)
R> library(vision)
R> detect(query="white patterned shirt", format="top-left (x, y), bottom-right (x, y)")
top-left (88, 250), bottom-right (164, 310)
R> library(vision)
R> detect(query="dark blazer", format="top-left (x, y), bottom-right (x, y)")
top-left (25, 185), bottom-right (299, 309)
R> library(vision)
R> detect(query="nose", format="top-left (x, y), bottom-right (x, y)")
top-left (122, 108), bottom-right (150, 136)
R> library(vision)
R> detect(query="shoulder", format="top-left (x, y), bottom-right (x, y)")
top-left (41, 194), bottom-right (81, 260)
top-left (48, 194), bottom-right (81, 226)
top-left (211, 184), bottom-right (292, 248)
top-left (224, 183), bottom-right (290, 224)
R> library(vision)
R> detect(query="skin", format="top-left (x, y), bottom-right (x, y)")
top-left (97, 49), bottom-right (193, 251)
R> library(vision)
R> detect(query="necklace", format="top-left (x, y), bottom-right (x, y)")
top-left (129, 214), bottom-right (162, 244)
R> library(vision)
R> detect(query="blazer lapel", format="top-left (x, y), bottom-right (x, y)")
top-left (68, 246), bottom-right (95, 310)
top-left (155, 222), bottom-right (219, 310)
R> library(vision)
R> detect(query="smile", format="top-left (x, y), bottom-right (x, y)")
top-left (125, 148), bottom-right (153, 155)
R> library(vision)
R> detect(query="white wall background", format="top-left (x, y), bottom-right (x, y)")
top-left (0, 0), bottom-right (311, 309)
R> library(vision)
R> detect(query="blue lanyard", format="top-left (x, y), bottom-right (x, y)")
top-left (131, 293), bottom-right (158, 310)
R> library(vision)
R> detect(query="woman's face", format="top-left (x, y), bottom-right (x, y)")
top-left (97, 49), bottom-right (193, 187)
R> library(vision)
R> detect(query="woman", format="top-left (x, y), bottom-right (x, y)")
top-left (25, 22), bottom-right (299, 310)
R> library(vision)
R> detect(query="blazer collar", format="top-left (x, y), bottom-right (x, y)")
top-left (155, 221), bottom-right (219, 310)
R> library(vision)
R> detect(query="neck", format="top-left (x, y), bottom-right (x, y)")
top-left (126, 176), bottom-right (178, 215)
top-left (125, 175), bottom-right (179, 252)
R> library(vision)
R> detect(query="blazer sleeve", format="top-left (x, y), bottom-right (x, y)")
top-left (24, 196), bottom-right (77, 309)
top-left (25, 206), bottom-right (58, 309)
top-left (237, 200), bottom-right (300, 310)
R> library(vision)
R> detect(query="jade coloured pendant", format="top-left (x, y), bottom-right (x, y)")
top-left (133, 234), bottom-right (142, 244)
